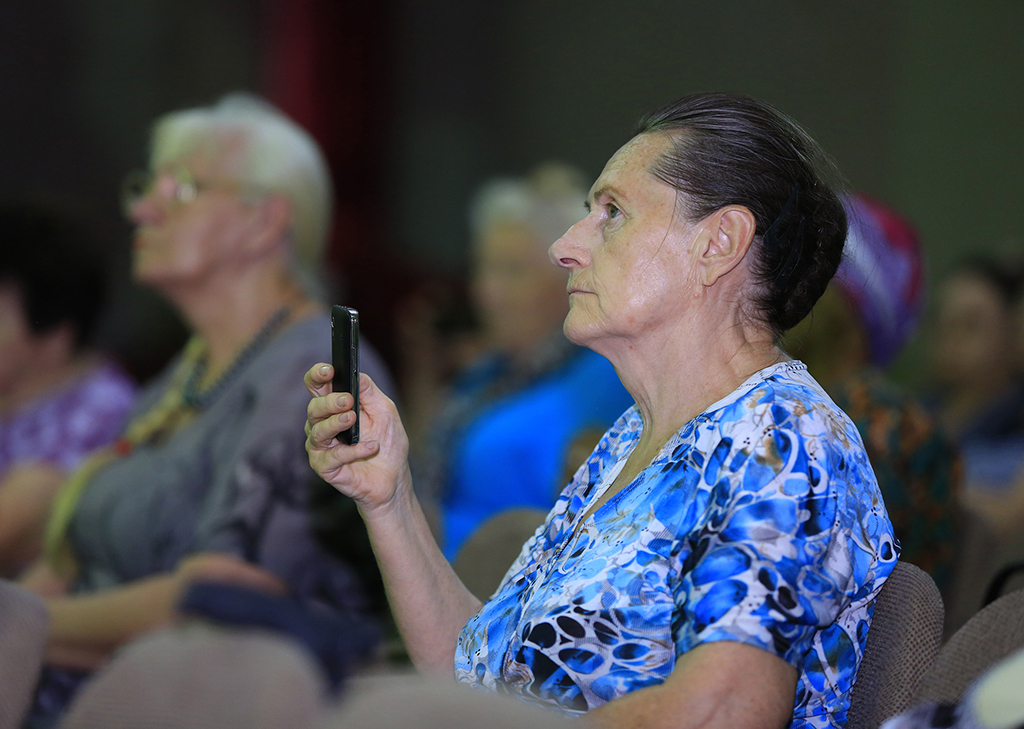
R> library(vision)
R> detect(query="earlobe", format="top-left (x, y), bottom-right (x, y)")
top-left (699, 206), bottom-right (756, 286)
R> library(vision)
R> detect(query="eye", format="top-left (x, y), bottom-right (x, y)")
top-left (607, 203), bottom-right (621, 220)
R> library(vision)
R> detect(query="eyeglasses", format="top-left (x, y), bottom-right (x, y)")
top-left (120, 167), bottom-right (201, 218)
top-left (120, 168), bottom-right (265, 218)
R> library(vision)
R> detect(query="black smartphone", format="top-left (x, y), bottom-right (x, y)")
top-left (331, 305), bottom-right (360, 445)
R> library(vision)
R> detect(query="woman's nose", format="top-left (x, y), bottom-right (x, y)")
top-left (128, 173), bottom-right (176, 226)
top-left (129, 195), bottom-right (163, 227)
top-left (548, 220), bottom-right (590, 269)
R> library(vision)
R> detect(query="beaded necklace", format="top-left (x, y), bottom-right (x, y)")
top-left (182, 306), bottom-right (292, 410)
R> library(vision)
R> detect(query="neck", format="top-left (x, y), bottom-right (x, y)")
top-left (595, 299), bottom-right (784, 456)
top-left (159, 263), bottom-right (319, 377)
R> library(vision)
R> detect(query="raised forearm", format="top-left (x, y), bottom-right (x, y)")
top-left (361, 479), bottom-right (482, 675)
top-left (304, 367), bottom-right (482, 675)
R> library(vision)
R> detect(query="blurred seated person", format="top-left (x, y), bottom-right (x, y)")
top-left (785, 193), bottom-right (960, 589)
top-left (930, 257), bottom-right (1024, 535)
top-left (407, 164), bottom-right (634, 561)
top-left (0, 204), bottom-right (136, 577)
top-left (18, 93), bottom-right (394, 726)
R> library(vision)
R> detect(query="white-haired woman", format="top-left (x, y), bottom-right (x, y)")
top-left (306, 93), bottom-right (896, 729)
top-left (16, 94), bottom-right (394, 725)
top-left (406, 163), bottom-right (633, 561)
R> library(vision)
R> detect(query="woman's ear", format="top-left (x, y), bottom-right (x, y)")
top-left (696, 205), bottom-right (756, 286)
top-left (247, 194), bottom-right (293, 255)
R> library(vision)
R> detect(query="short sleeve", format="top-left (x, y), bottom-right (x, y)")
top-left (673, 417), bottom-right (854, 667)
top-left (194, 428), bottom-right (308, 561)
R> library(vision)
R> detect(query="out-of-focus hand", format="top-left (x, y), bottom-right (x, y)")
top-left (304, 364), bottom-right (412, 515)
top-left (175, 553), bottom-right (288, 596)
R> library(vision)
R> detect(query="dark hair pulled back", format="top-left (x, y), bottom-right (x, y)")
top-left (634, 92), bottom-right (848, 335)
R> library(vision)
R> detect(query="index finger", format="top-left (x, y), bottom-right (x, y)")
top-left (304, 362), bottom-right (334, 397)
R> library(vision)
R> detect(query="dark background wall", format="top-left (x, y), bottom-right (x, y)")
top-left (2, 0), bottom-right (1021, 385)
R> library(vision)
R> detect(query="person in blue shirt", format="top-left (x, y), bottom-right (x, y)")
top-left (411, 164), bottom-right (633, 560)
top-left (305, 93), bottom-right (896, 729)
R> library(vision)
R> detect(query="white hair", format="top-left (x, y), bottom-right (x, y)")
top-left (468, 162), bottom-right (589, 248)
top-left (149, 93), bottom-right (332, 290)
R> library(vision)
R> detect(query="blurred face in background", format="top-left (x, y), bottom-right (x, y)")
top-left (127, 136), bottom-right (266, 293)
top-left (471, 221), bottom-right (569, 356)
top-left (933, 271), bottom-right (1015, 390)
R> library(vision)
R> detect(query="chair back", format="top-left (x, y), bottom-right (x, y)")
top-left (942, 509), bottom-right (1011, 638)
top-left (0, 579), bottom-right (49, 729)
top-left (914, 587), bottom-right (1024, 706)
top-left (58, 623), bottom-right (327, 729)
top-left (846, 562), bottom-right (944, 729)
top-left (451, 508), bottom-right (548, 600)
top-left (316, 674), bottom-right (574, 729)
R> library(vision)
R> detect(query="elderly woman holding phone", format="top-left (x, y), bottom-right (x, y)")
top-left (305, 93), bottom-right (896, 729)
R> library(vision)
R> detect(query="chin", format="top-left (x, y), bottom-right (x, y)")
top-left (130, 255), bottom-right (174, 291)
top-left (562, 315), bottom-right (596, 348)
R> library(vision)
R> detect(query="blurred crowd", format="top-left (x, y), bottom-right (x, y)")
top-left (0, 91), bottom-right (1022, 729)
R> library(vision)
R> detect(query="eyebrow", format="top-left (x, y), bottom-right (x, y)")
top-left (589, 184), bottom-right (628, 204)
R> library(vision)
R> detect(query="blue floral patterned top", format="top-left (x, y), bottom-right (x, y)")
top-left (454, 361), bottom-right (897, 729)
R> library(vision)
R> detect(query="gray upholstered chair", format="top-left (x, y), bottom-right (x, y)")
top-left (58, 623), bottom-right (328, 729)
top-left (0, 579), bottom-right (49, 729)
top-left (942, 509), bottom-right (1003, 639)
top-left (316, 674), bottom-right (573, 729)
top-left (846, 562), bottom-right (945, 729)
top-left (451, 507), bottom-right (548, 600)
top-left (913, 587), bottom-right (1024, 706)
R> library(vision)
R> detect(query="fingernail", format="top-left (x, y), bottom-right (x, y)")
top-left (335, 393), bottom-right (348, 408)
top-left (318, 365), bottom-right (331, 376)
